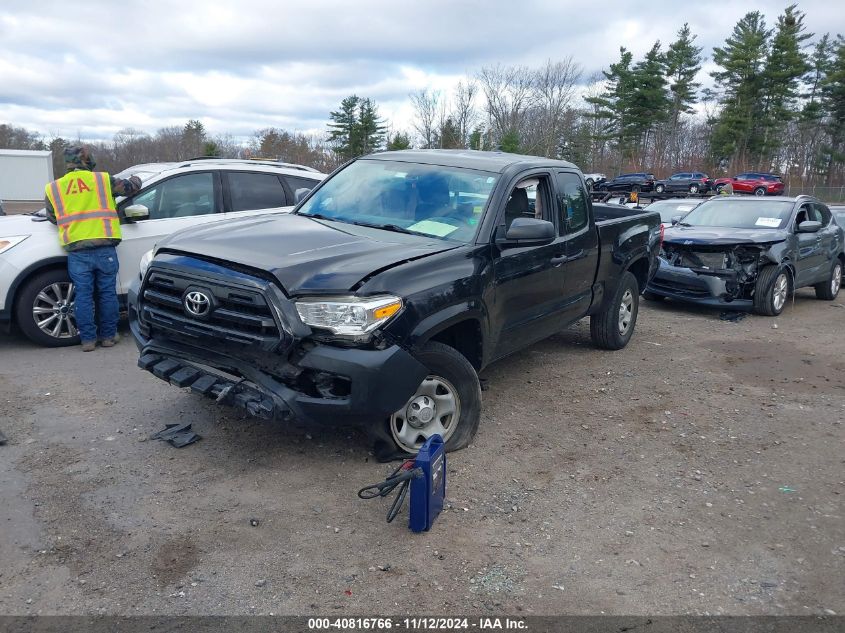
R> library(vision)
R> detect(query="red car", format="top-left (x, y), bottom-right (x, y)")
top-left (714, 172), bottom-right (785, 196)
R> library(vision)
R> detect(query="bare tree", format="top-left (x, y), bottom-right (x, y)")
top-left (531, 58), bottom-right (582, 157)
top-left (410, 88), bottom-right (442, 149)
top-left (450, 79), bottom-right (479, 148)
top-left (477, 64), bottom-right (537, 148)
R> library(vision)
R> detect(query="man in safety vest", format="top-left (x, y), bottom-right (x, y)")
top-left (45, 146), bottom-right (142, 351)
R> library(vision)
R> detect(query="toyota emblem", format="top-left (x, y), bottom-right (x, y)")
top-left (184, 291), bottom-right (211, 317)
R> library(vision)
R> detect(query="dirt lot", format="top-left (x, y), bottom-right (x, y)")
top-left (0, 291), bottom-right (843, 616)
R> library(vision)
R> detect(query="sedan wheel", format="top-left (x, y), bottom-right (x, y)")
top-left (655, 184), bottom-right (665, 193)
top-left (754, 187), bottom-right (766, 196)
top-left (689, 184), bottom-right (700, 194)
top-left (33, 282), bottom-right (78, 340)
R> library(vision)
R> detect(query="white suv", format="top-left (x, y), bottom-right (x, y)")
top-left (0, 158), bottom-right (325, 346)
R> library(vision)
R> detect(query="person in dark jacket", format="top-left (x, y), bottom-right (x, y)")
top-left (44, 147), bottom-right (141, 351)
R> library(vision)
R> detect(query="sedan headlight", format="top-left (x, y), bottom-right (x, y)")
top-left (139, 248), bottom-right (154, 278)
top-left (0, 235), bottom-right (29, 254)
top-left (295, 295), bottom-right (403, 336)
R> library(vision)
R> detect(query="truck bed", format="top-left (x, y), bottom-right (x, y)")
top-left (593, 202), bottom-right (657, 224)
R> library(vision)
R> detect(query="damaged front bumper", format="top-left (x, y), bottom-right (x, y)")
top-left (645, 244), bottom-right (768, 309)
top-left (128, 279), bottom-right (428, 428)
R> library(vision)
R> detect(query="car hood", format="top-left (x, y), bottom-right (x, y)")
top-left (663, 225), bottom-right (788, 246)
top-left (158, 213), bottom-right (460, 294)
top-left (0, 213), bottom-right (55, 235)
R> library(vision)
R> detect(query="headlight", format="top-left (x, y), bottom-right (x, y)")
top-left (295, 295), bottom-right (403, 336)
top-left (0, 235), bottom-right (29, 254)
top-left (139, 249), bottom-right (154, 278)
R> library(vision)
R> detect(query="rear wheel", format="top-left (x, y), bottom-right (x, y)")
top-left (753, 265), bottom-right (789, 316)
top-left (382, 341), bottom-right (481, 457)
top-left (753, 187), bottom-right (766, 196)
top-left (655, 184), bottom-right (665, 193)
top-left (591, 271), bottom-right (640, 350)
top-left (14, 268), bottom-right (80, 347)
top-left (815, 260), bottom-right (843, 300)
top-left (689, 184), bottom-right (700, 194)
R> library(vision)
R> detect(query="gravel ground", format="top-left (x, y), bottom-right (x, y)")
top-left (0, 290), bottom-right (843, 616)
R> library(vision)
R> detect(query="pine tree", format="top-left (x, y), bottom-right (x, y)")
top-left (387, 132), bottom-right (411, 150)
top-left (439, 117), bottom-right (463, 149)
top-left (327, 96), bottom-right (386, 161)
top-left (758, 4), bottom-right (812, 167)
top-left (628, 42), bottom-right (671, 168)
top-left (585, 47), bottom-right (636, 170)
top-left (181, 119), bottom-right (207, 159)
top-left (820, 35), bottom-right (845, 184)
top-left (710, 11), bottom-right (771, 168)
top-left (665, 24), bottom-right (703, 166)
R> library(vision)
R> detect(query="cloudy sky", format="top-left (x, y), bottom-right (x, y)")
top-left (1, 0), bottom-right (843, 144)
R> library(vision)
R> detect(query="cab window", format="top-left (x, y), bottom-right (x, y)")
top-left (502, 176), bottom-right (552, 231)
top-left (130, 172), bottom-right (216, 220)
top-left (556, 172), bottom-right (589, 234)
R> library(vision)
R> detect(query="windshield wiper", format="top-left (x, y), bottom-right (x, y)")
top-left (676, 222), bottom-right (693, 227)
top-left (348, 220), bottom-right (430, 237)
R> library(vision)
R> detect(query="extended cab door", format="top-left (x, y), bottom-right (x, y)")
top-left (554, 171), bottom-right (599, 322)
top-left (117, 171), bottom-right (223, 293)
top-left (490, 172), bottom-right (569, 358)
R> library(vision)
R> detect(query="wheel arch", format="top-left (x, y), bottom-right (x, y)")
top-left (6, 257), bottom-right (68, 324)
top-left (626, 257), bottom-right (651, 294)
top-left (414, 313), bottom-right (484, 372)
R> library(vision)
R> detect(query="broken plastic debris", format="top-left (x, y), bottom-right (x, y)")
top-left (719, 311), bottom-right (747, 322)
top-left (150, 423), bottom-right (201, 448)
top-left (778, 486), bottom-right (796, 493)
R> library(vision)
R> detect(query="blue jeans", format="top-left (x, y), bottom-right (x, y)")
top-left (67, 246), bottom-right (119, 343)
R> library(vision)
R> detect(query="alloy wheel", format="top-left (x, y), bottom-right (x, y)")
top-left (32, 282), bottom-right (77, 339)
top-left (833, 264), bottom-right (842, 296)
top-left (772, 273), bottom-right (788, 312)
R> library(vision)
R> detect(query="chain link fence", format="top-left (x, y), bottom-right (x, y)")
top-left (784, 184), bottom-right (845, 204)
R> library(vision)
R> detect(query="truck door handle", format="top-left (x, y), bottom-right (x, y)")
top-left (550, 255), bottom-right (567, 265)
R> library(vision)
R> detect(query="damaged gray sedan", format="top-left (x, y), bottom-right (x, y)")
top-left (645, 195), bottom-right (844, 315)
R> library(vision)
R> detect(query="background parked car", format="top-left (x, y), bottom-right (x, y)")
top-left (0, 158), bottom-right (325, 347)
top-left (595, 172), bottom-right (656, 193)
top-left (643, 198), bottom-right (702, 229)
top-left (713, 172), bottom-right (785, 196)
top-left (582, 172), bottom-right (606, 190)
top-left (0, 198), bottom-right (5, 216)
top-left (654, 172), bottom-right (713, 194)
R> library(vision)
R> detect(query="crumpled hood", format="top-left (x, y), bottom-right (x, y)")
top-left (157, 213), bottom-right (458, 294)
top-left (663, 225), bottom-right (788, 246)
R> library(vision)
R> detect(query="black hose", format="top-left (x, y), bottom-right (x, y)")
top-left (358, 462), bottom-right (423, 523)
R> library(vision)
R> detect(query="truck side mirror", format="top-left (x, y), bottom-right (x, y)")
top-left (124, 204), bottom-right (149, 220)
top-left (499, 217), bottom-right (555, 248)
top-left (797, 220), bottom-right (821, 233)
top-left (294, 188), bottom-right (310, 204)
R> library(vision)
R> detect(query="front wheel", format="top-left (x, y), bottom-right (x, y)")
top-left (655, 184), bottom-right (665, 193)
top-left (753, 187), bottom-right (766, 196)
top-left (585, 178), bottom-right (594, 190)
top-left (689, 184), bottom-right (700, 194)
top-left (14, 268), bottom-right (81, 347)
top-left (591, 271), bottom-right (640, 350)
top-left (380, 341), bottom-right (481, 458)
top-left (815, 260), bottom-right (843, 300)
top-left (753, 265), bottom-right (790, 316)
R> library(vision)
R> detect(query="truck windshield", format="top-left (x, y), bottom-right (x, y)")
top-left (296, 159), bottom-right (498, 243)
top-left (679, 199), bottom-right (793, 230)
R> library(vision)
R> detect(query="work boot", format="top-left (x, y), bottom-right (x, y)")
top-left (100, 334), bottom-right (120, 348)
top-left (81, 341), bottom-right (96, 352)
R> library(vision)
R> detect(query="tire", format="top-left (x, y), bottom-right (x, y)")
top-left (591, 271), bottom-right (640, 350)
top-left (689, 184), bottom-right (700, 194)
top-left (380, 341), bottom-right (482, 458)
top-left (814, 259), bottom-right (843, 300)
top-left (585, 178), bottom-right (594, 190)
top-left (753, 187), bottom-right (766, 196)
top-left (715, 184), bottom-right (725, 194)
top-left (14, 268), bottom-right (81, 347)
top-left (643, 290), bottom-right (664, 302)
top-left (753, 265), bottom-right (790, 316)
top-left (655, 184), bottom-right (665, 193)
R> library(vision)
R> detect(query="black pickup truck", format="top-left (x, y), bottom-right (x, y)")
top-left (129, 150), bottom-right (661, 458)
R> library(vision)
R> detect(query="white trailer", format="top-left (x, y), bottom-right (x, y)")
top-left (0, 149), bottom-right (53, 213)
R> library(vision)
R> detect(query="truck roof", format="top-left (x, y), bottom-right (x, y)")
top-left (362, 149), bottom-right (578, 173)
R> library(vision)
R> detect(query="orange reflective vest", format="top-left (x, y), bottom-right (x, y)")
top-left (44, 170), bottom-right (121, 247)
